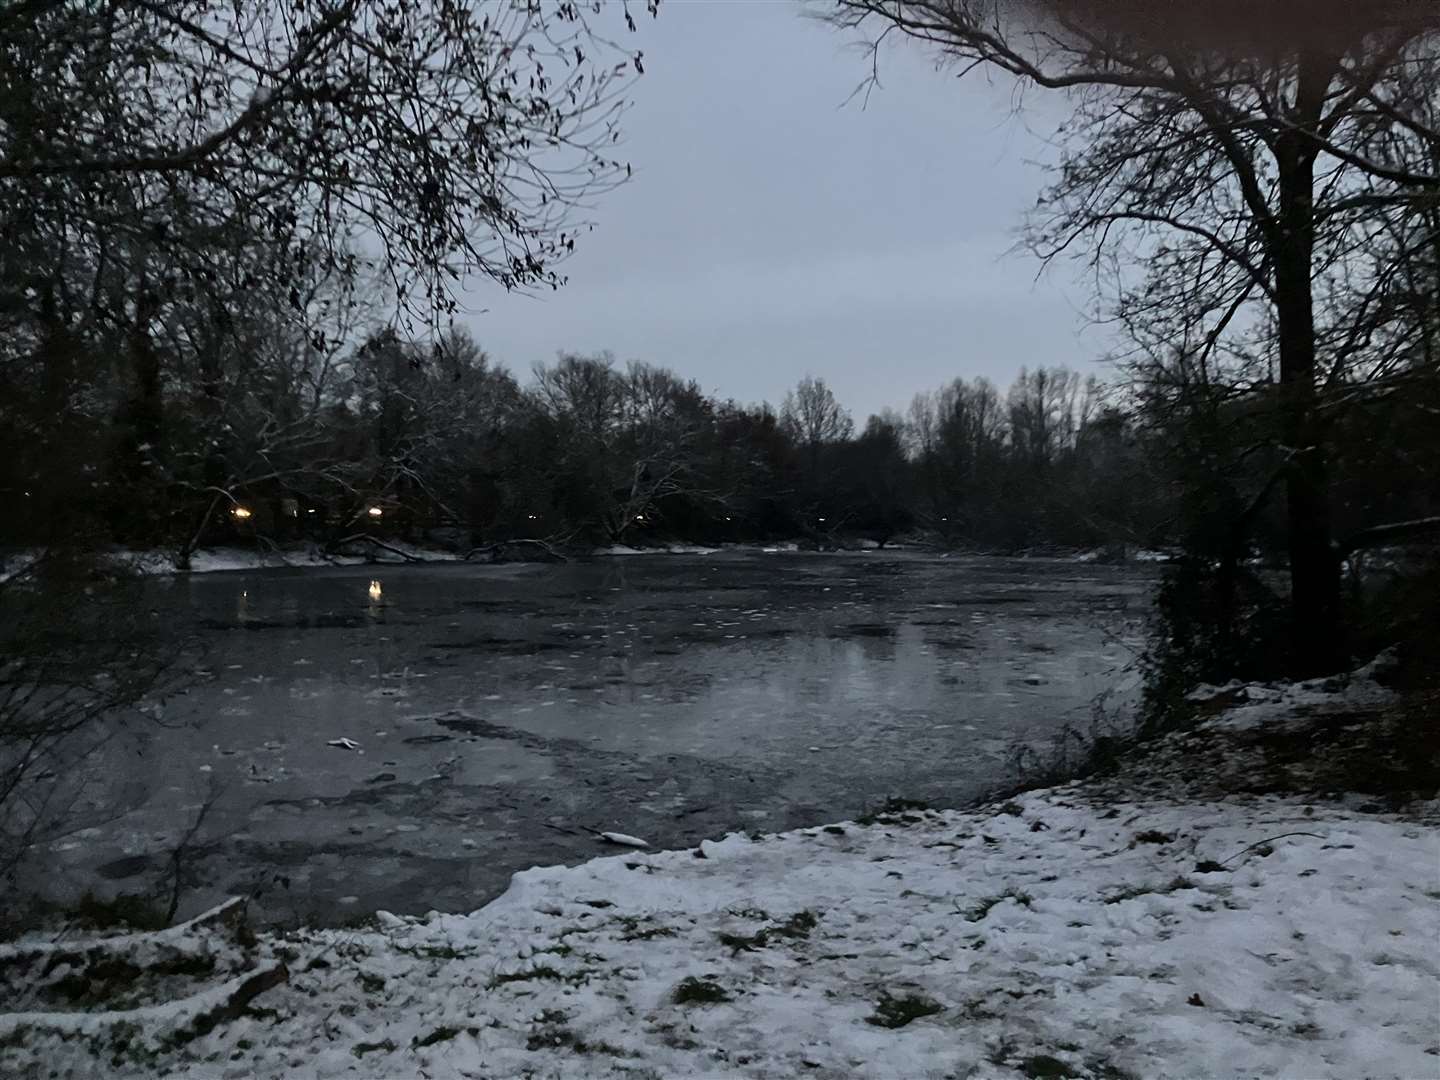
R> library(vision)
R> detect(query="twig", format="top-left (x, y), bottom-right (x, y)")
top-left (1220, 831), bottom-right (1325, 867)
top-left (164, 781), bottom-right (224, 925)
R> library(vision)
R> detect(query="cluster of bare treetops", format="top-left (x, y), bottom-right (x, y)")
top-left (2, 0), bottom-right (1439, 689)
top-left (0, 315), bottom-right (1159, 553)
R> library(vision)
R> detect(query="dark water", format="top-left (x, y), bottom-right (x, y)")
top-left (35, 551), bottom-right (1153, 924)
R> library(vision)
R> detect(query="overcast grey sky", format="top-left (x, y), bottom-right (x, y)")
top-left (461, 0), bottom-right (1113, 420)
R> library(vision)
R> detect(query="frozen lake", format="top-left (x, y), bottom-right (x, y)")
top-left (36, 551), bottom-right (1154, 924)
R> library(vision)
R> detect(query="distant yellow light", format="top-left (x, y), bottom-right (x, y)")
top-left (232, 506), bottom-right (252, 520)
top-left (368, 580), bottom-right (382, 602)
top-left (367, 506), bottom-right (383, 518)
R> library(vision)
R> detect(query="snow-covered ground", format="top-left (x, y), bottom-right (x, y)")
top-left (0, 544), bottom-right (467, 580)
top-left (3, 676), bottom-right (1437, 1079)
top-left (135, 543), bottom-right (466, 574)
top-left (593, 543), bottom-right (722, 556)
top-left (1071, 546), bottom-right (1177, 564)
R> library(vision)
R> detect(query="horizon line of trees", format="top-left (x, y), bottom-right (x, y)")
top-left (0, 303), bottom-right (1168, 557)
top-left (4, 306), bottom-right (1432, 572)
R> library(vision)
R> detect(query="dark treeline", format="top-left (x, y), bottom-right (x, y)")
top-left (4, 301), bottom-right (1163, 555)
top-left (3, 303), bottom-right (1434, 576)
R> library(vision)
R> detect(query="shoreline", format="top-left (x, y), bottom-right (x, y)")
top-left (4, 667), bottom-right (1435, 1079)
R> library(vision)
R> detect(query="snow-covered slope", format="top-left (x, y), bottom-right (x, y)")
top-left (4, 678), bottom-right (1437, 1079)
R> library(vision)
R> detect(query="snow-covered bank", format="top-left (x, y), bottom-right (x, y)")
top-left (4, 678), bottom-right (1437, 1079)
top-left (134, 543), bottom-right (466, 574)
top-left (593, 543), bottom-right (722, 556)
top-left (0, 544), bottom-right (468, 579)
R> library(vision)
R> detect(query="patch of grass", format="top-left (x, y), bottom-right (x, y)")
top-left (717, 929), bottom-right (769, 953)
top-left (822, 825), bottom-right (846, 836)
top-left (960, 887), bottom-right (1033, 923)
top-left (1086, 1060), bottom-right (1139, 1080)
top-left (1103, 884), bottom-right (1154, 905)
top-left (717, 909), bottom-right (819, 952)
top-left (773, 910), bottom-right (819, 939)
top-left (1194, 859), bottom-right (1227, 873)
top-left (620, 925), bottom-right (676, 942)
top-left (48, 952), bottom-right (217, 1009)
top-left (352, 1039), bottom-right (396, 1058)
top-left (961, 1000), bottom-right (1000, 1020)
top-left (60, 892), bottom-right (169, 934)
top-left (728, 907), bottom-right (769, 920)
top-left (996, 800), bottom-right (1025, 816)
top-left (490, 964), bottom-right (565, 986)
top-left (856, 797), bottom-right (932, 827)
top-left (394, 943), bottom-right (473, 961)
top-left (356, 971), bottom-right (386, 996)
top-left (1103, 876), bottom-right (1193, 905)
top-left (673, 976), bottom-right (731, 1005)
top-left (1020, 1053), bottom-right (1080, 1078)
top-left (526, 1026), bottom-right (629, 1055)
top-left (865, 990), bottom-right (944, 1029)
top-left (999, 693), bottom-right (1137, 794)
top-left (412, 1026), bottom-right (461, 1048)
top-left (616, 915), bottom-right (678, 942)
top-left (1130, 829), bottom-right (1176, 846)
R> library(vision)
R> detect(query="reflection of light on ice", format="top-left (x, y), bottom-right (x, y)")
top-left (368, 580), bottom-right (382, 602)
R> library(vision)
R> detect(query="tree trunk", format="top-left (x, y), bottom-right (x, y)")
top-left (1272, 66), bottom-right (1344, 675)
top-left (112, 274), bottom-right (166, 544)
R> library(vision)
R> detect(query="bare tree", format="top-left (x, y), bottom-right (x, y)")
top-left (0, 557), bottom-right (181, 882)
top-left (825, 0), bottom-right (1440, 673)
top-left (0, 1), bottom-right (653, 321)
top-left (781, 374), bottom-right (854, 484)
top-left (527, 355), bottom-right (723, 541)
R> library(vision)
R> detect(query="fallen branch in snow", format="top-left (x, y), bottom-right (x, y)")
top-left (0, 960), bottom-right (289, 1045)
top-left (1220, 832), bottom-right (1326, 868)
top-left (463, 538), bottom-right (568, 563)
top-left (0, 897), bottom-right (249, 971)
top-left (326, 533), bottom-right (424, 563)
